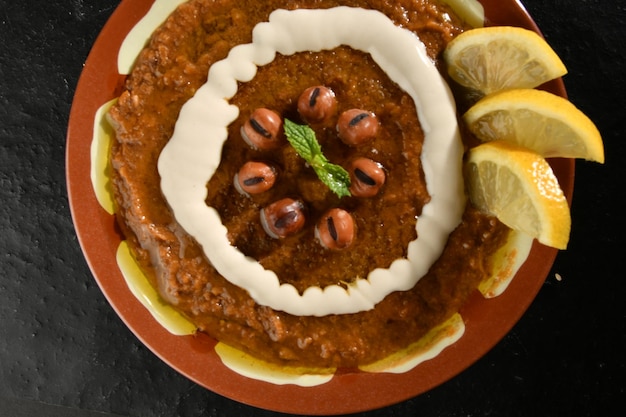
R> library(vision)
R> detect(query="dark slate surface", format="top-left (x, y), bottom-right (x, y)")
top-left (1, 0), bottom-right (624, 416)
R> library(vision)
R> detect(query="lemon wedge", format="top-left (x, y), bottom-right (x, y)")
top-left (444, 26), bottom-right (567, 96)
top-left (440, 0), bottom-right (485, 28)
top-left (465, 141), bottom-right (571, 249)
top-left (464, 89), bottom-right (604, 162)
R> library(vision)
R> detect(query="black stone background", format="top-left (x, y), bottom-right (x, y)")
top-left (1, 0), bottom-right (624, 416)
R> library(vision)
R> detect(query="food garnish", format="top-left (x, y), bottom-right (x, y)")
top-left (465, 140), bottom-right (571, 249)
top-left (447, 25), bottom-right (605, 250)
top-left (297, 86), bottom-right (338, 123)
top-left (348, 157), bottom-right (386, 197)
top-left (283, 118), bottom-right (352, 198)
top-left (233, 161), bottom-right (278, 196)
top-left (315, 208), bottom-right (356, 250)
top-left (260, 198), bottom-right (307, 239)
top-left (241, 108), bottom-right (284, 150)
top-left (336, 109), bottom-right (380, 146)
top-left (444, 26), bottom-right (567, 97)
top-left (464, 88), bottom-right (604, 162)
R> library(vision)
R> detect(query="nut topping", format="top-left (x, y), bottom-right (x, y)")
top-left (260, 198), bottom-right (306, 239)
top-left (234, 161), bottom-right (278, 195)
top-left (241, 108), bottom-right (283, 150)
top-left (315, 208), bottom-right (355, 250)
top-left (336, 109), bottom-right (379, 146)
top-left (297, 86), bottom-right (337, 123)
top-left (349, 157), bottom-right (386, 197)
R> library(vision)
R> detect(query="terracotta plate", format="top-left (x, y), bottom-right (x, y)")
top-left (66, 0), bottom-right (574, 414)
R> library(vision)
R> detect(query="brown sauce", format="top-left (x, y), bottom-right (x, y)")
top-left (209, 47), bottom-right (428, 291)
top-left (108, 0), bottom-right (510, 368)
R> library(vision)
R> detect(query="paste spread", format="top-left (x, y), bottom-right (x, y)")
top-left (108, 0), bottom-right (509, 368)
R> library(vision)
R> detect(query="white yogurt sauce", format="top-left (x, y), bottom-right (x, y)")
top-left (158, 7), bottom-right (465, 316)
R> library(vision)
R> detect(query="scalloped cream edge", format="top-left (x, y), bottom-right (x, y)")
top-left (158, 7), bottom-right (465, 317)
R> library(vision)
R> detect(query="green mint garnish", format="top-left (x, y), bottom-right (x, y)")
top-left (283, 119), bottom-right (351, 198)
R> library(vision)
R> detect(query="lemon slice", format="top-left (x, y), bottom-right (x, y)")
top-left (464, 89), bottom-right (604, 162)
top-left (444, 26), bottom-right (567, 96)
top-left (465, 141), bottom-right (571, 249)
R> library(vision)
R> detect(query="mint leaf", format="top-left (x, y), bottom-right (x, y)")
top-left (283, 119), bottom-right (321, 161)
top-left (313, 163), bottom-right (352, 198)
top-left (284, 119), bottom-right (351, 197)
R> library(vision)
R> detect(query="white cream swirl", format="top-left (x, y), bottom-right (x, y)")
top-left (158, 7), bottom-right (465, 316)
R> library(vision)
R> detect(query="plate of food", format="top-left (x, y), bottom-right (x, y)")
top-left (66, 0), bottom-right (603, 414)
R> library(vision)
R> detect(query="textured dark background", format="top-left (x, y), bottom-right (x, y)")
top-left (1, 0), bottom-right (624, 416)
